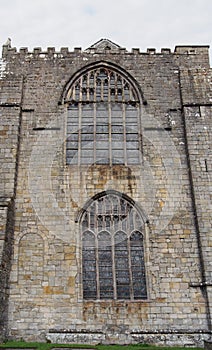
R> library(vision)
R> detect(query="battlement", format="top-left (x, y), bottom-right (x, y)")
top-left (1, 41), bottom-right (210, 61)
top-left (175, 45), bottom-right (210, 55)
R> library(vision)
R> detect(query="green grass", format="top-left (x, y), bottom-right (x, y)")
top-left (0, 341), bottom-right (92, 350)
top-left (0, 341), bottom-right (203, 350)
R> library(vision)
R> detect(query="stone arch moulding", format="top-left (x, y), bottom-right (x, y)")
top-left (79, 189), bottom-right (149, 300)
top-left (59, 60), bottom-right (147, 105)
top-left (12, 231), bottom-right (48, 283)
top-left (17, 233), bottom-right (45, 284)
top-left (75, 189), bottom-right (149, 226)
top-left (16, 230), bottom-right (48, 247)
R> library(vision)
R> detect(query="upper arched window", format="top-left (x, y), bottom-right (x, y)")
top-left (66, 66), bottom-right (142, 166)
top-left (81, 191), bottom-right (147, 300)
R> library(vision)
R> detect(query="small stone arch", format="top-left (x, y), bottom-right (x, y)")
top-left (12, 231), bottom-right (48, 283)
top-left (17, 233), bottom-right (45, 285)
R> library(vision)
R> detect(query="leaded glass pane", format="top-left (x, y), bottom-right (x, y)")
top-left (130, 231), bottom-right (147, 299)
top-left (98, 231), bottom-right (113, 299)
top-left (81, 190), bottom-right (147, 300)
top-left (115, 232), bottom-right (130, 299)
top-left (82, 231), bottom-right (97, 299)
top-left (66, 67), bottom-right (141, 165)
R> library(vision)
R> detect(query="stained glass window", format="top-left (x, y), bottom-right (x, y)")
top-left (81, 192), bottom-right (147, 300)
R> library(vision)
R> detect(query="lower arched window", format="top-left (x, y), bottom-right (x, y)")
top-left (82, 192), bottom-right (147, 300)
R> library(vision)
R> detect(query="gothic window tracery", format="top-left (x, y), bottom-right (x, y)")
top-left (66, 67), bottom-right (142, 166)
top-left (81, 192), bottom-right (147, 300)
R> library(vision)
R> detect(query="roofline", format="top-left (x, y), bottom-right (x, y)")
top-left (87, 38), bottom-right (121, 50)
top-left (174, 45), bottom-right (210, 51)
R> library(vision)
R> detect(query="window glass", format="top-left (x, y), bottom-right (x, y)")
top-left (67, 68), bottom-right (141, 165)
top-left (81, 193), bottom-right (147, 300)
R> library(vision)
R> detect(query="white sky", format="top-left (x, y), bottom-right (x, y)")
top-left (0, 0), bottom-right (212, 64)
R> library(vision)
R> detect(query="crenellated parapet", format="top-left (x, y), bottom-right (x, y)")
top-left (1, 39), bottom-right (210, 65)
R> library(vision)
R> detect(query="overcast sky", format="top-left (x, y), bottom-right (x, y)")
top-left (0, 0), bottom-right (212, 63)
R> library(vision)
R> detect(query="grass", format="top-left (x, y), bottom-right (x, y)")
top-left (0, 341), bottom-right (203, 350)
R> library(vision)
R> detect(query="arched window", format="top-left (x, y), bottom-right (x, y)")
top-left (81, 192), bottom-right (147, 300)
top-left (66, 66), bottom-right (142, 166)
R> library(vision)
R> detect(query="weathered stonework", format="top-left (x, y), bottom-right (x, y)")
top-left (0, 39), bottom-right (211, 346)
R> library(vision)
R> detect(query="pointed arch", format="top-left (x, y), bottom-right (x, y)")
top-left (63, 62), bottom-right (147, 166)
top-left (76, 189), bottom-right (148, 225)
top-left (81, 191), bottom-right (148, 300)
top-left (60, 61), bottom-right (146, 105)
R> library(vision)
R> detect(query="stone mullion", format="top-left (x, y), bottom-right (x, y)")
top-left (122, 78), bottom-right (127, 165)
top-left (93, 71), bottom-right (97, 164)
top-left (111, 233), bottom-right (117, 299)
top-left (86, 73), bottom-right (90, 101)
top-left (108, 73), bottom-right (112, 166)
top-left (72, 85), bottom-right (76, 100)
top-left (129, 85), bottom-right (134, 101)
top-left (78, 77), bottom-right (83, 166)
top-left (96, 231), bottom-right (100, 300)
top-left (137, 105), bottom-right (143, 163)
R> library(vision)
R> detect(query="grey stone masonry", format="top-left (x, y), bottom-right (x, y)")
top-left (0, 39), bottom-right (211, 346)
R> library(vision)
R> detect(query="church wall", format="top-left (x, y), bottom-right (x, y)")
top-left (0, 43), bottom-right (211, 346)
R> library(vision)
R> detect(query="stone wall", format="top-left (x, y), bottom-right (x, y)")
top-left (0, 199), bottom-right (15, 341)
top-left (0, 40), bottom-right (211, 345)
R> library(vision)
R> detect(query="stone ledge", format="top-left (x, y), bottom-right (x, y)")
top-left (46, 332), bottom-right (105, 345)
top-left (131, 332), bottom-right (211, 348)
top-left (46, 330), bottom-right (212, 347)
